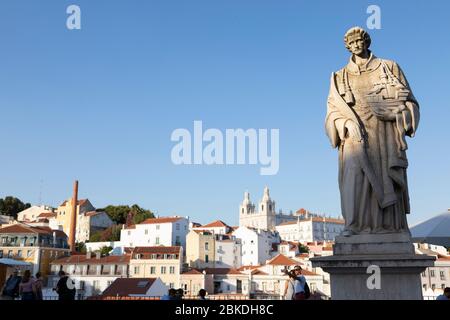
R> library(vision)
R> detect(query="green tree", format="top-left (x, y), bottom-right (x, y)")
top-left (99, 246), bottom-right (113, 257)
top-left (101, 204), bottom-right (154, 224)
top-left (89, 231), bottom-right (102, 242)
top-left (298, 243), bottom-right (310, 254)
top-left (0, 196), bottom-right (31, 219)
top-left (75, 241), bottom-right (87, 254)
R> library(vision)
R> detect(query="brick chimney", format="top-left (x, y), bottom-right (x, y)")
top-left (69, 180), bottom-right (79, 252)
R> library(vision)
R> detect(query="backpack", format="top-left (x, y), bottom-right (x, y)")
top-left (303, 281), bottom-right (311, 300)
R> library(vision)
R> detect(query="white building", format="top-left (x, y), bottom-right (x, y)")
top-left (239, 187), bottom-right (313, 231)
top-left (215, 234), bottom-right (242, 269)
top-left (120, 216), bottom-right (189, 251)
top-left (275, 215), bottom-right (345, 242)
top-left (232, 226), bottom-right (280, 266)
top-left (48, 252), bottom-right (130, 299)
top-left (193, 220), bottom-right (232, 235)
top-left (17, 205), bottom-right (54, 223)
top-left (415, 243), bottom-right (450, 296)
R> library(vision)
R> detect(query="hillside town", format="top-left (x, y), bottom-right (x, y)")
top-left (0, 182), bottom-right (449, 300)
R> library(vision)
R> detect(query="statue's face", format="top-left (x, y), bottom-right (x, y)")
top-left (347, 35), bottom-right (367, 56)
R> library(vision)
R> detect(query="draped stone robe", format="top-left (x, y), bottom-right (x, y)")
top-left (326, 53), bottom-right (420, 234)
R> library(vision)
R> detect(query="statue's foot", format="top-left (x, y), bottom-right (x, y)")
top-left (341, 229), bottom-right (355, 237)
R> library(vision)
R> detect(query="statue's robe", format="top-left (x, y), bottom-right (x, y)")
top-left (326, 53), bottom-right (420, 234)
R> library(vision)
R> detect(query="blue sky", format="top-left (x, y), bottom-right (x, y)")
top-left (0, 0), bottom-right (449, 226)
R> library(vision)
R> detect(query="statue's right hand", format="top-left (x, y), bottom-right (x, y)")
top-left (345, 120), bottom-right (363, 142)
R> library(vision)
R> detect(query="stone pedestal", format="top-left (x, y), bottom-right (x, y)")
top-left (311, 233), bottom-right (435, 300)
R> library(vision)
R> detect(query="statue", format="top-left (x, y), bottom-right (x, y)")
top-left (326, 27), bottom-right (420, 236)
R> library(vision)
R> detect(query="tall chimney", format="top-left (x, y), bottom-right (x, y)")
top-left (69, 180), bottom-right (79, 252)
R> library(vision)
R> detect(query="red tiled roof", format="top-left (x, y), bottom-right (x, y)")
top-left (202, 268), bottom-right (243, 275)
top-left (199, 220), bottom-right (230, 228)
top-left (237, 265), bottom-right (260, 271)
top-left (102, 278), bottom-right (157, 297)
top-left (37, 212), bottom-right (56, 219)
top-left (0, 224), bottom-right (67, 238)
top-left (300, 269), bottom-right (318, 276)
top-left (277, 221), bottom-right (298, 226)
top-left (437, 255), bottom-right (450, 261)
top-left (182, 269), bottom-right (203, 275)
top-left (140, 217), bottom-right (182, 225)
top-left (267, 254), bottom-right (298, 266)
top-left (51, 254), bottom-right (130, 265)
top-left (132, 246), bottom-right (181, 255)
top-left (311, 217), bottom-right (345, 224)
top-left (85, 211), bottom-right (102, 217)
top-left (296, 208), bottom-right (308, 215)
top-left (251, 269), bottom-right (268, 275)
top-left (59, 199), bottom-right (89, 207)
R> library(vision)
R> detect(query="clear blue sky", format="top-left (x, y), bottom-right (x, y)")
top-left (1, 0), bottom-right (449, 227)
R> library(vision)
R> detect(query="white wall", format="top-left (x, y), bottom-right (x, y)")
top-left (120, 218), bottom-right (189, 251)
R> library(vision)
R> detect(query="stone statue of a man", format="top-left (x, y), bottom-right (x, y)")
top-left (326, 27), bottom-right (420, 236)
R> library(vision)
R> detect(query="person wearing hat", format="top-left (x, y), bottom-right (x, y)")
top-left (1, 269), bottom-right (22, 300)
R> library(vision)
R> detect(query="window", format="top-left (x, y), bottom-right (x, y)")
top-left (170, 283), bottom-right (175, 289)
top-left (93, 281), bottom-right (100, 290)
top-left (205, 242), bottom-right (209, 250)
top-left (175, 236), bottom-right (180, 245)
top-left (156, 225), bottom-right (160, 230)
top-left (150, 267), bottom-right (156, 274)
top-left (205, 255), bottom-right (209, 263)
top-left (219, 256), bottom-right (223, 263)
top-left (430, 270), bottom-right (435, 277)
top-left (422, 284), bottom-right (427, 290)
top-left (134, 266), bottom-right (140, 274)
top-left (431, 284), bottom-right (436, 291)
top-left (0, 251), bottom-right (3, 258)
top-left (442, 284), bottom-right (446, 290)
top-left (8, 250), bottom-right (13, 258)
top-left (169, 266), bottom-right (175, 274)
top-left (440, 271), bottom-right (445, 280)
top-left (176, 224), bottom-right (180, 231)
top-left (161, 266), bottom-right (166, 274)
top-left (145, 229), bottom-right (148, 235)
top-left (17, 250), bottom-right (22, 258)
top-left (127, 231), bottom-right (131, 236)
top-left (151, 254), bottom-right (157, 259)
top-left (155, 237), bottom-right (160, 245)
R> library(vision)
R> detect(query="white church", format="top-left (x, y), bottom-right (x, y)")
top-left (239, 187), bottom-right (300, 231)
top-left (238, 187), bottom-right (345, 242)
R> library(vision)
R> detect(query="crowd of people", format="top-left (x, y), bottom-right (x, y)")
top-left (1, 269), bottom-right (43, 300)
top-left (161, 288), bottom-right (208, 300)
top-left (0, 269), bottom-right (75, 301)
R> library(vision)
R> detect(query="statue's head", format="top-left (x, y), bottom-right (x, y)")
top-left (344, 27), bottom-right (371, 56)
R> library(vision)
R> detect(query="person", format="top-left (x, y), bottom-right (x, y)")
top-left (198, 289), bottom-right (207, 300)
top-left (1, 269), bottom-right (22, 300)
top-left (325, 27), bottom-right (420, 235)
top-left (54, 271), bottom-right (76, 301)
top-left (174, 288), bottom-right (184, 300)
top-left (283, 270), bottom-right (296, 300)
top-left (292, 266), bottom-right (307, 300)
top-left (19, 270), bottom-right (36, 301)
top-left (436, 287), bottom-right (450, 300)
top-left (33, 272), bottom-right (43, 300)
top-left (161, 288), bottom-right (176, 300)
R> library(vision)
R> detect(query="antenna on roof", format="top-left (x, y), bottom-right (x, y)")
top-left (38, 179), bottom-right (44, 206)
